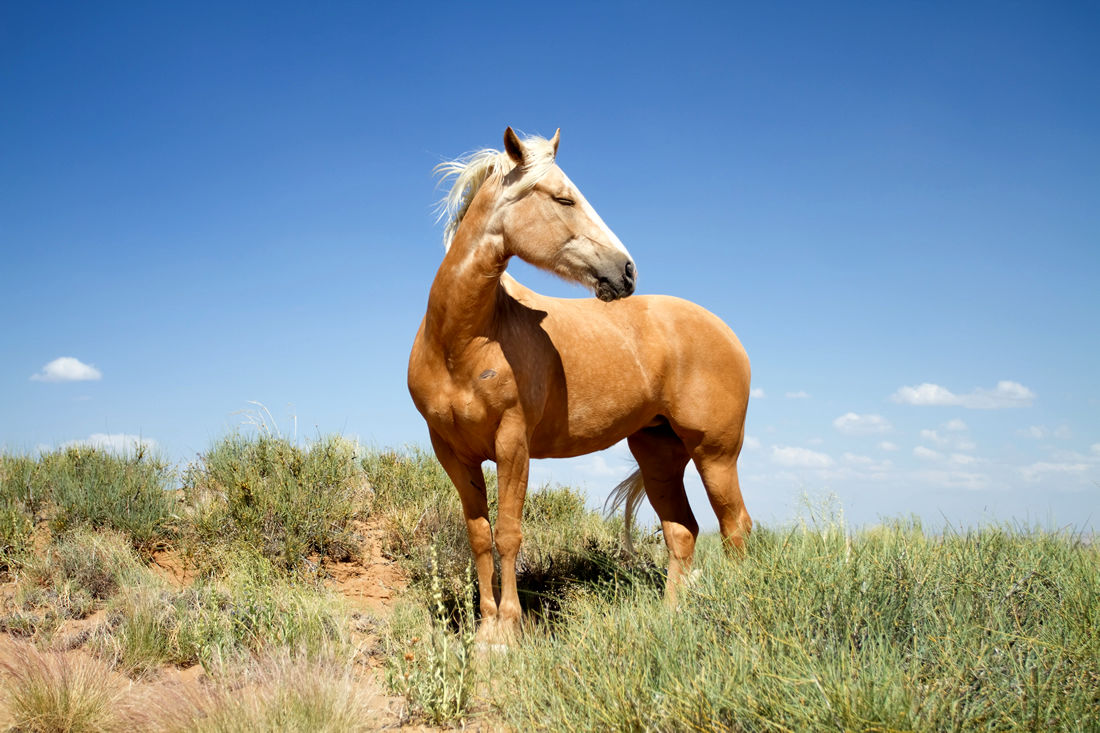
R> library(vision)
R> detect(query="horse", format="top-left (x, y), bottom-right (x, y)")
top-left (408, 127), bottom-right (752, 643)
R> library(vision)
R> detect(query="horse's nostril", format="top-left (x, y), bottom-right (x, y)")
top-left (625, 261), bottom-right (635, 279)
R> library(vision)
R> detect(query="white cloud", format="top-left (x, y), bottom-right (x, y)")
top-left (891, 380), bottom-right (1035, 409)
top-left (1019, 424), bottom-right (1072, 441)
top-left (920, 429), bottom-right (947, 445)
top-left (742, 435), bottom-right (761, 451)
top-left (61, 433), bottom-right (156, 454)
top-left (581, 454), bottom-right (619, 477)
top-left (913, 446), bottom-right (943, 461)
top-left (833, 413), bottom-right (892, 435)
top-left (915, 469), bottom-right (991, 491)
top-left (785, 391), bottom-right (810, 399)
top-left (30, 357), bottom-right (102, 383)
top-left (878, 441), bottom-right (898, 452)
top-left (841, 453), bottom-right (894, 473)
top-left (1092, 443), bottom-right (1100, 457)
top-left (949, 453), bottom-right (984, 466)
top-left (1018, 461), bottom-right (1091, 482)
top-left (750, 388), bottom-right (766, 399)
top-left (944, 419), bottom-right (968, 432)
top-left (771, 446), bottom-right (834, 468)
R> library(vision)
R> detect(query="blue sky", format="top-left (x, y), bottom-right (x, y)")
top-left (3, 2), bottom-right (1098, 531)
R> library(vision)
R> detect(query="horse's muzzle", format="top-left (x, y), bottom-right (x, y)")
top-left (596, 261), bottom-right (636, 302)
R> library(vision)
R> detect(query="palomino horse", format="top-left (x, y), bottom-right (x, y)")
top-left (408, 128), bottom-right (751, 642)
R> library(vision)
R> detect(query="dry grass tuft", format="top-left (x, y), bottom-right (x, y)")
top-left (0, 641), bottom-right (141, 732)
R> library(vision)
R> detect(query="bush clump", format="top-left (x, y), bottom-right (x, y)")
top-left (38, 446), bottom-right (177, 555)
top-left (183, 435), bottom-right (370, 573)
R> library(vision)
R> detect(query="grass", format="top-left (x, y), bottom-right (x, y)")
top-left (489, 520), bottom-right (1100, 732)
top-left (3, 437), bottom-right (1098, 730)
top-left (91, 545), bottom-right (350, 676)
top-left (0, 641), bottom-right (137, 732)
top-left (0, 455), bottom-right (43, 576)
top-left (0, 642), bottom-right (386, 733)
top-left (154, 654), bottom-right (388, 733)
top-left (385, 545), bottom-right (478, 725)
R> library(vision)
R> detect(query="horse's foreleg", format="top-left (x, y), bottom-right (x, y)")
top-left (429, 431), bottom-right (498, 626)
top-left (493, 418), bottom-right (530, 640)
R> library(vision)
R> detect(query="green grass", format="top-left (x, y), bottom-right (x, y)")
top-left (0, 454), bottom-right (44, 575)
top-left (489, 520), bottom-right (1100, 732)
top-left (5, 438), bottom-right (1098, 730)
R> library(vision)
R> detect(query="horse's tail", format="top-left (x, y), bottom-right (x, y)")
top-left (605, 467), bottom-right (646, 555)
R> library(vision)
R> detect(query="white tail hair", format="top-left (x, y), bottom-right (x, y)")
top-left (604, 468), bottom-right (647, 555)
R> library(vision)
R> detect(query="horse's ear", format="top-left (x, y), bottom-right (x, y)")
top-left (550, 128), bottom-right (560, 157)
top-left (503, 126), bottom-right (525, 165)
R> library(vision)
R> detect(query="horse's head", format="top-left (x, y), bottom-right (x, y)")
top-left (495, 127), bottom-right (636, 302)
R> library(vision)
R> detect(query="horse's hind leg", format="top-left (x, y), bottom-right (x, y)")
top-left (692, 446), bottom-right (752, 553)
top-left (627, 425), bottom-right (695, 603)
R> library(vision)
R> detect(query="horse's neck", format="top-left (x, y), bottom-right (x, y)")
top-left (424, 219), bottom-right (508, 351)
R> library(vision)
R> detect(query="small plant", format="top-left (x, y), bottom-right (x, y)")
top-left (387, 545), bottom-right (477, 725)
top-left (0, 499), bottom-right (32, 577)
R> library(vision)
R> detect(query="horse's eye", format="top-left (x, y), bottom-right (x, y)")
top-left (553, 196), bottom-right (576, 206)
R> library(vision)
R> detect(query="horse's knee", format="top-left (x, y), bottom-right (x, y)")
top-left (465, 516), bottom-right (493, 555)
top-left (494, 525), bottom-right (522, 559)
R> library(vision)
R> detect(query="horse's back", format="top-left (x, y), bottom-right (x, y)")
top-left (504, 281), bottom-right (750, 447)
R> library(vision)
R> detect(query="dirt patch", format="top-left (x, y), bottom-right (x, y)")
top-left (149, 547), bottom-right (197, 588)
top-left (326, 520), bottom-right (408, 616)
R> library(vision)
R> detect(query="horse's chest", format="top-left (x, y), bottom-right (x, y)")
top-left (412, 361), bottom-right (516, 444)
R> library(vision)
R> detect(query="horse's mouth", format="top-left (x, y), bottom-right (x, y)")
top-left (596, 275), bottom-right (635, 302)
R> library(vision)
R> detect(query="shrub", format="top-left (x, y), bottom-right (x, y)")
top-left (0, 454), bottom-right (42, 576)
top-left (183, 435), bottom-right (369, 573)
top-left (0, 453), bottom-right (48, 518)
top-left (0, 499), bottom-right (32, 576)
top-left (38, 445), bottom-right (177, 555)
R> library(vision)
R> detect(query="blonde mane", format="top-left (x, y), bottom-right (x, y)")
top-left (434, 134), bottom-right (558, 250)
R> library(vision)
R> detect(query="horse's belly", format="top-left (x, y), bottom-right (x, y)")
top-left (528, 400), bottom-right (655, 459)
